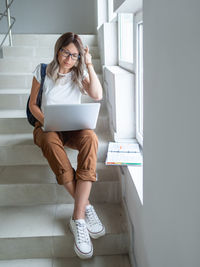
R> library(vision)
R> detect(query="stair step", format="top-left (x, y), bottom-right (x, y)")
top-left (0, 133), bottom-right (109, 165)
top-left (2, 45), bottom-right (100, 59)
top-left (0, 73), bottom-right (32, 89)
top-left (0, 89), bottom-right (29, 94)
top-left (0, 89), bottom-right (29, 110)
top-left (0, 90), bottom-right (106, 110)
top-left (0, 106), bottom-right (110, 135)
top-left (0, 255), bottom-right (131, 267)
top-left (0, 258), bottom-right (52, 267)
top-left (0, 92), bottom-right (29, 109)
top-left (0, 181), bottom-right (121, 205)
top-left (0, 163), bottom-right (119, 184)
top-left (0, 73), bottom-right (103, 89)
top-left (11, 34), bottom-right (98, 47)
top-left (0, 58), bottom-right (102, 74)
top-left (0, 163), bottom-right (121, 205)
top-left (0, 203), bottom-right (129, 259)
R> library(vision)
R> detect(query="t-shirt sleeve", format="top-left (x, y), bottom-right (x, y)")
top-left (33, 64), bottom-right (41, 83)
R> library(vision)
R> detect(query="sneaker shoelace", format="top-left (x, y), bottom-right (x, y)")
top-left (75, 221), bottom-right (90, 244)
top-left (85, 206), bottom-right (102, 227)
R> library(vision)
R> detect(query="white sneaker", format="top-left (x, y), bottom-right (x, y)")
top-left (69, 217), bottom-right (93, 259)
top-left (85, 205), bottom-right (106, 239)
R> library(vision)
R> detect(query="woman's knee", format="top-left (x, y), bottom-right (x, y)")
top-left (82, 130), bottom-right (98, 145)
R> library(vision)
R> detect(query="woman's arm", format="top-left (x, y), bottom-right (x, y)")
top-left (29, 77), bottom-right (44, 125)
top-left (82, 46), bottom-right (103, 100)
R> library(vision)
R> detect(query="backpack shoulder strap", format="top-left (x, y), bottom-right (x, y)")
top-left (36, 63), bottom-right (47, 106)
top-left (40, 63), bottom-right (47, 82)
top-left (39, 63), bottom-right (47, 94)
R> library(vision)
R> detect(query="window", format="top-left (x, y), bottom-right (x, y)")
top-left (118, 13), bottom-right (134, 72)
top-left (135, 12), bottom-right (143, 146)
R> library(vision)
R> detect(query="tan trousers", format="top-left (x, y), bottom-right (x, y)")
top-left (33, 121), bottom-right (98, 185)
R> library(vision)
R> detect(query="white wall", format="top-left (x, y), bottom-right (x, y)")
top-left (124, 1), bottom-right (200, 267)
top-left (0, 0), bottom-right (97, 34)
top-left (96, 0), bottom-right (107, 30)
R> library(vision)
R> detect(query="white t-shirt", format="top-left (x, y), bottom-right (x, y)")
top-left (33, 64), bottom-right (89, 112)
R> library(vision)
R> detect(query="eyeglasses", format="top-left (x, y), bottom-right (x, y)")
top-left (59, 48), bottom-right (80, 61)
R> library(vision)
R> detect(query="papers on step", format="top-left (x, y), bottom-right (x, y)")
top-left (106, 142), bottom-right (143, 166)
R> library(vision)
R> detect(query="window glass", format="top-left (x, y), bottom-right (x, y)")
top-left (119, 13), bottom-right (134, 63)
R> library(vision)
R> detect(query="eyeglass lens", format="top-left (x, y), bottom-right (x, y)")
top-left (60, 48), bottom-right (79, 60)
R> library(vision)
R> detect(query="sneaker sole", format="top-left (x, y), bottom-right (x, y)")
top-left (88, 226), bottom-right (106, 239)
top-left (69, 222), bottom-right (93, 259)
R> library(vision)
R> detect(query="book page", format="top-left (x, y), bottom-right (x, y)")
top-left (106, 151), bottom-right (143, 165)
top-left (108, 142), bottom-right (140, 153)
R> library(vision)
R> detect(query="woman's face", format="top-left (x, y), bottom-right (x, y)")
top-left (57, 42), bottom-right (80, 72)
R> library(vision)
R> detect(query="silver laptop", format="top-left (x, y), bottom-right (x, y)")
top-left (44, 103), bottom-right (101, 131)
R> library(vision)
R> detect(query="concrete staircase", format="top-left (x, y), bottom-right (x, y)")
top-left (0, 34), bottom-right (131, 266)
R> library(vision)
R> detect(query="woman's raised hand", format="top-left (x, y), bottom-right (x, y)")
top-left (84, 45), bottom-right (92, 65)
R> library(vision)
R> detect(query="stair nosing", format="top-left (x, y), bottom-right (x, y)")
top-left (0, 203), bottom-right (127, 239)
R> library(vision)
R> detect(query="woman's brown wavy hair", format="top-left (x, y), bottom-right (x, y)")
top-left (46, 32), bottom-right (85, 92)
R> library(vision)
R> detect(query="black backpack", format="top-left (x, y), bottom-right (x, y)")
top-left (26, 63), bottom-right (47, 126)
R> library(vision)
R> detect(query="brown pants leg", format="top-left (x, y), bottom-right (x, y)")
top-left (63, 129), bottom-right (98, 182)
top-left (33, 122), bottom-right (98, 185)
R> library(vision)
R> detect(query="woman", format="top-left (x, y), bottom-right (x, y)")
top-left (29, 32), bottom-right (105, 259)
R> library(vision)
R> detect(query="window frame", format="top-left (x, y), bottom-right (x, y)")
top-left (118, 12), bottom-right (134, 73)
top-left (107, 0), bottom-right (117, 22)
top-left (135, 11), bottom-right (143, 146)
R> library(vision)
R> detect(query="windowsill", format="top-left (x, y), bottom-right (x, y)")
top-left (127, 163), bottom-right (143, 205)
top-left (106, 138), bottom-right (143, 205)
top-left (118, 60), bottom-right (135, 74)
